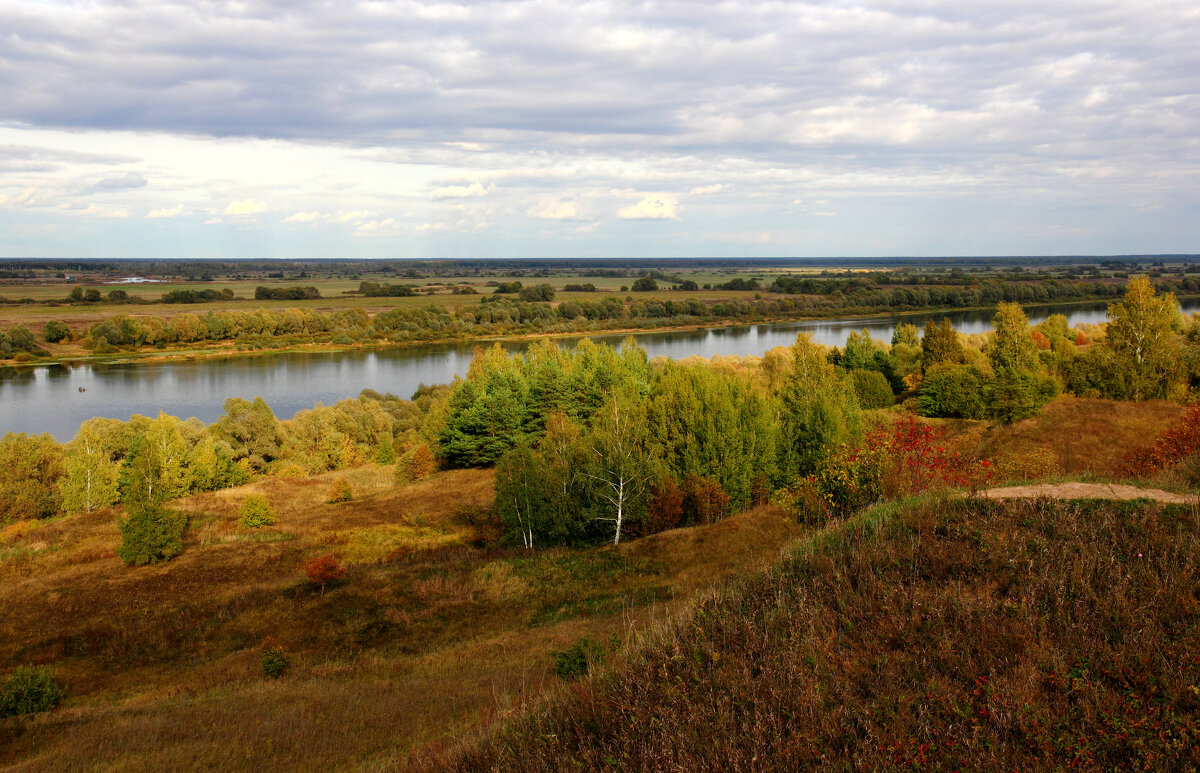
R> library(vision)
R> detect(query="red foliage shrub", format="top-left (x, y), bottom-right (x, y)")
top-left (1030, 330), bottom-right (1051, 350)
top-left (874, 415), bottom-right (994, 496)
top-left (1123, 404), bottom-right (1200, 476)
top-left (303, 554), bottom-right (347, 594)
top-left (1075, 331), bottom-right (1088, 346)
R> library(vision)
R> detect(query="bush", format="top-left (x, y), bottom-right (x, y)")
top-left (326, 478), bottom-right (353, 503)
top-left (42, 320), bottom-right (70, 343)
top-left (260, 637), bottom-right (288, 678)
top-left (118, 505), bottom-right (186, 566)
top-left (303, 554), bottom-right (347, 594)
top-left (395, 444), bottom-right (437, 484)
top-left (551, 636), bottom-right (603, 680)
top-left (1123, 404), bottom-right (1200, 477)
top-left (780, 444), bottom-right (887, 523)
top-left (0, 666), bottom-right (64, 718)
top-left (631, 277), bottom-right (658, 292)
top-left (238, 495), bottom-right (275, 528)
top-left (849, 369), bottom-right (894, 409)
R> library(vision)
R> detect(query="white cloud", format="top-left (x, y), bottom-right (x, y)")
top-left (356, 217), bottom-right (399, 233)
top-left (0, 194), bottom-right (7, 205)
top-left (430, 182), bottom-right (491, 200)
top-left (223, 199), bottom-right (269, 215)
top-left (335, 209), bottom-right (375, 223)
top-left (204, 217), bottom-right (223, 225)
top-left (618, 194), bottom-right (679, 220)
top-left (689, 184), bottom-right (724, 195)
top-left (283, 211), bottom-right (320, 223)
top-left (527, 199), bottom-right (579, 219)
top-left (146, 204), bottom-right (184, 218)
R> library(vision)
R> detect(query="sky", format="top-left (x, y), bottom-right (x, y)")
top-left (0, 0), bottom-right (1197, 259)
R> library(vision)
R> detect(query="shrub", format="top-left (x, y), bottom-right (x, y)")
top-left (631, 277), bottom-right (658, 292)
top-left (42, 320), bottom-right (70, 343)
top-left (118, 505), bottom-right (186, 566)
top-left (238, 495), bottom-right (275, 528)
top-left (303, 554), bottom-right (346, 594)
top-left (326, 478), bottom-right (353, 503)
top-left (551, 636), bottom-right (603, 680)
top-left (1123, 404), bottom-right (1200, 477)
top-left (0, 666), bottom-right (64, 718)
top-left (876, 415), bottom-right (994, 497)
top-left (395, 444), bottom-right (437, 484)
top-left (849, 369), bottom-right (894, 409)
top-left (260, 637), bottom-right (288, 678)
top-left (274, 463), bottom-right (308, 480)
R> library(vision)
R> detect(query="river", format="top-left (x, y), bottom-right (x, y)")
top-left (3, 301), bottom-right (1196, 441)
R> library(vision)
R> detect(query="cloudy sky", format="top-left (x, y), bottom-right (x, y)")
top-left (0, 0), bottom-right (1197, 259)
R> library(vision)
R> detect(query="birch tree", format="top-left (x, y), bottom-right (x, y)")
top-left (584, 393), bottom-right (652, 545)
top-left (1105, 276), bottom-right (1180, 400)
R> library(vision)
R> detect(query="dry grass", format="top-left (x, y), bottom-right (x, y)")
top-left (0, 466), bottom-right (805, 771)
top-left (942, 396), bottom-right (1187, 480)
top-left (437, 496), bottom-right (1200, 772)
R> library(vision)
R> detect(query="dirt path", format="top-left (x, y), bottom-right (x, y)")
top-left (977, 482), bottom-right (1197, 505)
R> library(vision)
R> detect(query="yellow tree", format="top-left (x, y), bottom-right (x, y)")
top-left (1105, 276), bottom-right (1181, 400)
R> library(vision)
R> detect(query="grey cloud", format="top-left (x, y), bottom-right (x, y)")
top-left (92, 171), bottom-right (148, 191)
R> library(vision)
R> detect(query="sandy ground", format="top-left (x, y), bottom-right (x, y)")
top-left (977, 482), bottom-right (1197, 504)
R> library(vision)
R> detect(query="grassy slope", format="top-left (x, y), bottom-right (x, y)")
top-left (0, 466), bottom-right (805, 771)
top-left (439, 495), bottom-right (1200, 772)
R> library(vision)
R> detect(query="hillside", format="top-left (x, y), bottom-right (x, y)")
top-left (435, 496), bottom-right (1200, 771)
top-left (0, 466), bottom-right (805, 770)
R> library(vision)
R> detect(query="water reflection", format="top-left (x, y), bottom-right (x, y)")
top-left (2, 300), bottom-right (1195, 441)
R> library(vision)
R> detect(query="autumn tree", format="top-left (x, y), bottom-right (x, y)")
top-left (212, 397), bottom-right (284, 475)
top-left (1104, 276), bottom-right (1181, 400)
top-left (0, 433), bottom-right (65, 522)
top-left (60, 419), bottom-right (123, 514)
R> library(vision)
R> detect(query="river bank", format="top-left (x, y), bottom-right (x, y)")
top-left (5, 295), bottom-right (1187, 371)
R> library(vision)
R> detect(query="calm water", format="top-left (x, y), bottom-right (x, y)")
top-left (4, 301), bottom-right (1195, 441)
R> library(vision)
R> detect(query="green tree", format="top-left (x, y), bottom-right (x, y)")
top-left (986, 302), bottom-right (1039, 373)
top-left (1104, 276), bottom-right (1180, 400)
top-left (916, 364), bottom-right (988, 419)
top-left (919, 319), bottom-right (966, 374)
top-left (985, 303), bottom-right (1054, 424)
top-left (644, 363), bottom-right (778, 509)
top-left (849, 369), bottom-right (894, 409)
top-left (777, 334), bottom-right (862, 477)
